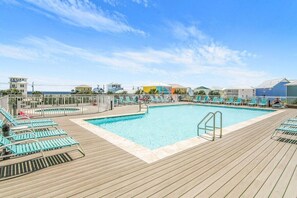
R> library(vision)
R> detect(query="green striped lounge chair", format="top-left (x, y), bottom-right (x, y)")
top-left (0, 134), bottom-right (85, 164)
top-left (248, 98), bottom-right (257, 106)
top-left (0, 107), bottom-right (57, 129)
top-left (123, 96), bottom-right (132, 105)
top-left (161, 95), bottom-right (170, 102)
top-left (118, 96), bottom-right (124, 105)
top-left (233, 98), bottom-right (242, 105)
top-left (132, 96), bottom-right (138, 104)
top-left (281, 120), bottom-right (297, 127)
top-left (155, 96), bottom-right (162, 103)
top-left (201, 96), bottom-right (209, 103)
top-left (217, 98), bottom-right (224, 104)
top-left (225, 97), bottom-right (234, 105)
top-left (149, 95), bottom-right (158, 103)
top-left (9, 128), bottom-right (68, 141)
top-left (193, 96), bottom-right (202, 103)
top-left (272, 125), bottom-right (297, 138)
top-left (258, 98), bottom-right (267, 107)
top-left (288, 118), bottom-right (297, 122)
top-left (210, 97), bottom-right (218, 104)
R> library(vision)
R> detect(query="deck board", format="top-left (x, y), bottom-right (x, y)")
top-left (0, 105), bottom-right (296, 197)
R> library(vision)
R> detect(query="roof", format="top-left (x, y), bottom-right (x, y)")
top-left (75, 85), bottom-right (91, 88)
top-left (222, 86), bottom-right (255, 90)
top-left (169, 84), bottom-right (186, 88)
top-left (286, 81), bottom-right (297, 86)
top-left (256, 78), bottom-right (289, 89)
top-left (195, 86), bottom-right (210, 90)
top-left (9, 77), bottom-right (28, 79)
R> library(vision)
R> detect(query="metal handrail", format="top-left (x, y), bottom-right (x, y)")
top-left (197, 111), bottom-right (223, 141)
top-left (197, 112), bottom-right (215, 140)
top-left (138, 101), bottom-right (149, 113)
top-left (214, 111), bottom-right (223, 138)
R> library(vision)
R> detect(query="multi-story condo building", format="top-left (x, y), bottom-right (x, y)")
top-left (9, 77), bottom-right (28, 96)
top-left (107, 83), bottom-right (123, 93)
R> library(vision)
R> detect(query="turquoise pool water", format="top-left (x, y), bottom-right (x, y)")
top-left (87, 105), bottom-right (274, 150)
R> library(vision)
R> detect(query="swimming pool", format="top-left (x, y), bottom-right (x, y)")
top-left (87, 105), bottom-right (274, 150)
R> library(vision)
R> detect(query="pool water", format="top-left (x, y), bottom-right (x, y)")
top-left (87, 105), bottom-right (274, 150)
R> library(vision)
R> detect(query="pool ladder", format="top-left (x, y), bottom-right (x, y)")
top-left (139, 101), bottom-right (149, 113)
top-left (197, 111), bottom-right (223, 141)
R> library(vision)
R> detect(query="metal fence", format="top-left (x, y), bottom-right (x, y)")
top-left (112, 94), bottom-right (178, 106)
top-left (0, 96), bottom-right (9, 111)
top-left (6, 94), bottom-right (114, 118)
top-left (190, 95), bottom-right (297, 106)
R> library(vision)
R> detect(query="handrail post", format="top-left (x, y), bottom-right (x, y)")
top-left (213, 115), bottom-right (216, 141)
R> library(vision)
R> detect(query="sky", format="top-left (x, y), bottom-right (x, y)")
top-left (0, 0), bottom-right (297, 91)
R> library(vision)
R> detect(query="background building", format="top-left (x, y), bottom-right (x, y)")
top-left (256, 78), bottom-right (290, 97)
top-left (286, 81), bottom-right (297, 104)
top-left (194, 86), bottom-right (211, 95)
top-left (107, 83), bottom-right (123, 93)
top-left (222, 87), bottom-right (255, 98)
top-left (9, 76), bottom-right (28, 96)
top-left (238, 88), bottom-right (255, 99)
top-left (142, 83), bottom-right (172, 94)
top-left (75, 85), bottom-right (92, 94)
top-left (169, 84), bottom-right (187, 94)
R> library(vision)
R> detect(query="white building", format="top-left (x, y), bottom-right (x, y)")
top-left (194, 86), bottom-right (211, 95)
top-left (106, 83), bottom-right (123, 93)
top-left (222, 87), bottom-right (255, 99)
top-left (9, 77), bottom-right (28, 96)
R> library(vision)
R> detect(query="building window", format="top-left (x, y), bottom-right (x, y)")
top-left (20, 84), bottom-right (24, 88)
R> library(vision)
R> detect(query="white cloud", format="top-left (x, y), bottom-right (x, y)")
top-left (0, 36), bottom-right (268, 87)
top-left (132, 0), bottom-right (149, 7)
top-left (23, 0), bottom-right (144, 35)
top-left (0, 44), bottom-right (40, 60)
top-left (103, 0), bottom-right (119, 7)
top-left (170, 22), bottom-right (209, 41)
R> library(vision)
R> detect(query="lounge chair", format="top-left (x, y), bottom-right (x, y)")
top-left (210, 97), bottom-right (218, 104)
top-left (155, 96), bottom-right (162, 103)
top-left (123, 96), bottom-right (133, 105)
top-left (248, 98), bottom-right (258, 106)
top-left (272, 103), bottom-right (284, 109)
top-left (258, 98), bottom-right (267, 107)
top-left (118, 96), bottom-right (124, 105)
top-left (212, 97), bottom-right (224, 104)
top-left (225, 97), bottom-right (234, 105)
top-left (159, 95), bottom-right (167, 103)
top-left (0, 107), bottom-right (57, 129)
top-left (272, 125), bottom-right (297, 138)
top-left (201, 96), bottom-right (209, 103)
top-left (281, 120), bottom-right (297, 127)
top-left (9, 128), bottom-right (67, 141)
top-left (193, 96), bottom-right (202, 103)
top-left (288, 118), bottom-right (297, 122)
top-left (149, 95), bottom-right (159, 103)
top-left (0, 134), bottom-right (85, 163)
top-left (132, 96), bottom-right (139, 104)
top-left (233, 98), bottom-right (242, 105)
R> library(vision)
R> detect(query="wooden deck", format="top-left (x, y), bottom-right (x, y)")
top-left (1, 105), bottom-right (297, 197)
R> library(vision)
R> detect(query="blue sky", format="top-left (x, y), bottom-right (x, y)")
top-left (1, 0), bottom-right (297, 91)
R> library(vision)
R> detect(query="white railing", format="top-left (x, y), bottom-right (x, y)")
top-left (191, 95), bottom-right (297, 106)
top-left (8, 94), bottom-right (114, 118)
top-left (0, 96), bottom-right (9, 110)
